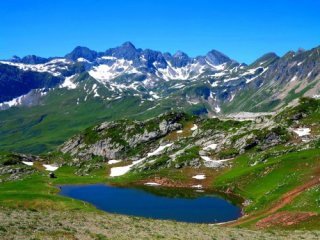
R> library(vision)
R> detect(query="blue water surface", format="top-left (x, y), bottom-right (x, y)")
top-left (59, 184), bottom-right (241, 223)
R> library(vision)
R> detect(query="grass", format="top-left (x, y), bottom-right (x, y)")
top-left (213, 148), bottom-right (320, 214)
top-left (200, 117), bottom-right (248, 132)
top-left (0, 85), bottom-right (176, 154)
top-left (0, 143), bottom-right (320, 232)
top-left (174, 146), bottom-right (200, 165)
top-left (0, 173), bottom-right (90, 211)
top-left (1, 207), bottom-right (319, 240)
top-left (0, 97), bottom-right (319, 233)
top-left (0, 164), bottom-right (111, 211)
top-left (0, 76), bottom-right (204, 155)
top-left (283, 185), bottom-right (320, 213)
top-left (164, 120), bottom-right (195, 141)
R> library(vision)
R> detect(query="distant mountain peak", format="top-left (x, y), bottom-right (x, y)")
top-left (250, 52), bottom-right (279, 67)
top-left (297, 48), bottom-right (305, 54)
top-left (104, 41), bottom-right (140, 60)
top-left (173, 51), bottom-right (189, 58)
top-left (205, 49), bottom-right (232, 65)
top-left (121, 41), bottom-right (136, 49)
top-left (10, 55), bottom-right (21, 62)
top-left (8, 54), bottom-right (48, 64)
top-left (22, 55), bottom-right (49, 64)
top-left (65, 46), bottom-right (97, 61)
top-left (282, 51), bottom-right (297, 60)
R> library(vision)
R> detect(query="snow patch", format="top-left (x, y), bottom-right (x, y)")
top-left (192, 174), bottom-right (206, 180)
top-left (224, 77), bottom-right (239, 83)
top-left (190, 124), bottom-right (198, 131)
top-left (290, 75), bottom-right (298, 82)
top-left (313, 95), bottom-right (320, 99)
top-left (77, 57), bottom-right (90, 63)
top-left (100, 56), bottom-right (117, 60)
top-left (144, 182), bottom-right (161, 186)
top-left (110, 143), bottom-right (173, 177)
top-left (110, 158), bottom-right (144, 177)
top-left (147, 143), bottom-right (173, 157)
top-left (230, 94), bottom-right (235, 102)
top-left (0, 95), bottom-right (24, 108)
top-left (89, 59), bottom-right (137, 82)
top-left (297, 61), bottom-right (304, 66)
top-left (0, 58), bottom-right (70, 76)
top-left (188, 100), bottom-right (199, 105)
top-left (43, 164), bottom-right (59, 171)
top-left (60, 75), bottom-right (77, 89)
top-left (108, 160), bottom-right (122, 165)
top-left (245, 67), bottom-right (269, 84)
top-left (203, 143), bottom-right (217, 151)
top-left (22, 161), bottom-right (33, 166)
top-left (293, 128), bottom-right (311, 137)
top-left (171, 83), bottom-right (185, 89)
top-left (149, 91), bottom-right (160, 99)
top-left (0, 88), bottom-right (48, 109)
top-left (200, 156), bottom-right (233, 168)
top-left (157, 61), bottom-right (206, 81)
top-left (211, 81), bottom-right (219, 87)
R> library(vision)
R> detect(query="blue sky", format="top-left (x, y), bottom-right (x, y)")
top-left (1, 0), bottom-right (320, 64)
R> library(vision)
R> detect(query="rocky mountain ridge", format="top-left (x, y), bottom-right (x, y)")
top-left (1, 42), bottom-right (319, 113)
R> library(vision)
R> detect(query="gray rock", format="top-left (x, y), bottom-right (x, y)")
top-left (175, 163), bottom-right (182, 169)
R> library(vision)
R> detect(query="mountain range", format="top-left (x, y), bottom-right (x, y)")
top-left (0, 42), bottom-right (319, 153)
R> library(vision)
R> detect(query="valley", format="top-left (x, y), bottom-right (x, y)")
top-left (2, 1), bottom-right (320, 239)
top-left (0, 96), bottom-right (320, 239)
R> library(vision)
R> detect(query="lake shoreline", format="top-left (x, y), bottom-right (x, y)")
top-left (58, 183), bottom-right (243, 224)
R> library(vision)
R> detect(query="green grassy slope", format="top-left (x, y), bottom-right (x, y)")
top-left (0, 97), bottom-right (319, 233)
top-left (0, 78), bottom-right (211, 154)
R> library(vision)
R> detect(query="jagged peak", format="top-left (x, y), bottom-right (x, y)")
top-left (121, 41), bottom-right (136, 50)
top-left (296, 48), bottom-right (305, 54)
top-left (65, 46), bottom-right (97, 61)
top-left (205, 49), bottom-right (232, 65)
top-left (10, 55), bottom-right (21, 62)
top-left (7, 54), bottom-right (48, 64)
top-left (250, 52), bottom-right (279, 66)
top-left (73, 46), bottom-right (92, 51)
top-left (206, 49), bottom-right (228, 57)
top-left (173, 51), bottom-right (189, 58)
top-left (282, 50), bottom-right (296, 59)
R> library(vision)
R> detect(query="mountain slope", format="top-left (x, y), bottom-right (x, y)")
top-left (0, 43), bottom-right (319, 153)
top-left (1, 98), bottom-right (319, 231)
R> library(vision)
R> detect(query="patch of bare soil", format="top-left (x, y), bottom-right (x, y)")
top-left (256, 211), bottom-right (318, 229)
top-left (140, 177), bottom-right (188, 188)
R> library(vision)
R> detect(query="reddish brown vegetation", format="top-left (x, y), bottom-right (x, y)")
top-left (256, 211), bottom-right (317, 228)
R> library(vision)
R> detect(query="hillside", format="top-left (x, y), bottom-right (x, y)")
top-left (0, 98), bottom-right (319, 237)
top-left (0, 43), bottom-right (319, 154)
top-left (1, 208), bottom-right (319, 240)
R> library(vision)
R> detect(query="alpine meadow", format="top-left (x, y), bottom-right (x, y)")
top-left (1, 1), bottom-right (320, 239)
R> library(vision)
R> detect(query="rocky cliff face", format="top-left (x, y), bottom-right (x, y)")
top-left (60, 112), bottom-right (184, 160)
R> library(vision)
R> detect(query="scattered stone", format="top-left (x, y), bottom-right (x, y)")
top-left (49, 172), bottom-right (56, 178)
